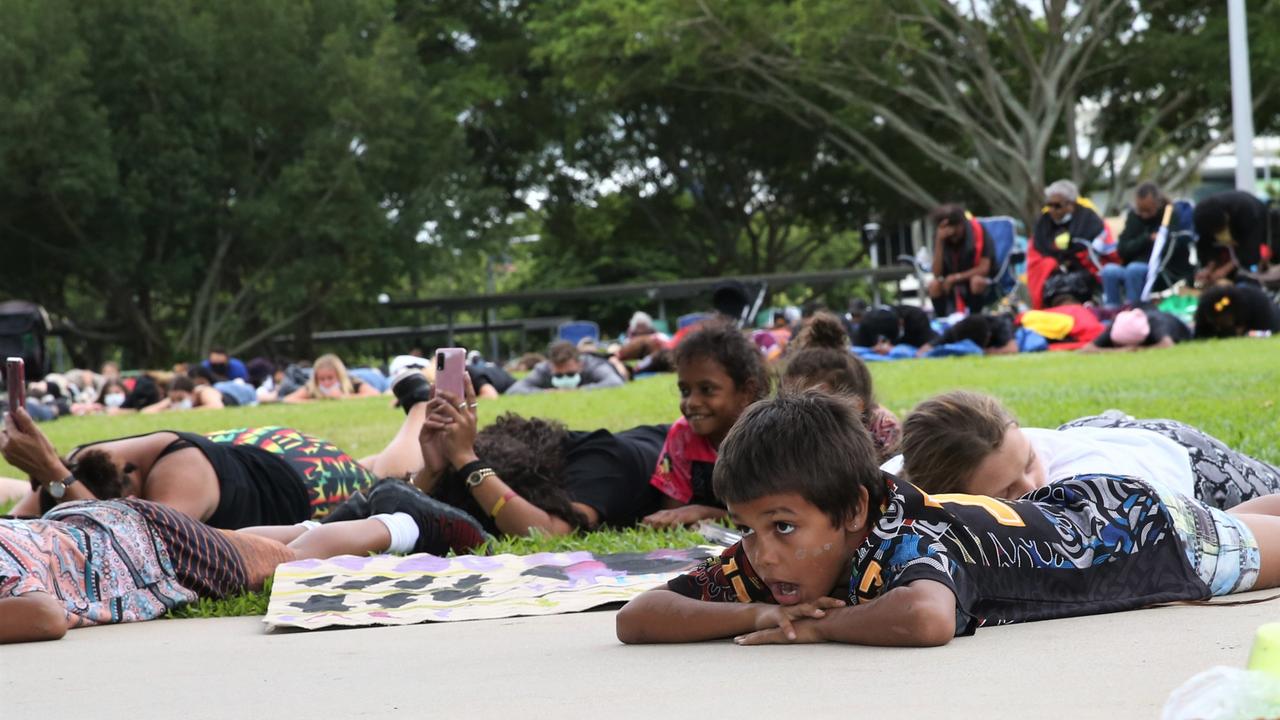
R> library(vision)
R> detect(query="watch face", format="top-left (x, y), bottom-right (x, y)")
top-left (48, 481), bottom-right (65, 499)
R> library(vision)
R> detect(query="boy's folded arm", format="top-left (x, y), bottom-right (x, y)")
top-left (616, 587), bottom-right (763, 644)
top-left (814, 579), bottom-right (957, 647)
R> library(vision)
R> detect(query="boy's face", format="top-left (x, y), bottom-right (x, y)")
top-left (964, 425), bottom-right (1046, 500)
top-left (729, 490), bottom-right (869, 606)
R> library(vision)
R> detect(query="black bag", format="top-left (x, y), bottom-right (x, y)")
top-left (1041, 271), bottom-right (1094, 306)
top-left (0, 300), bottom-right (51, 379)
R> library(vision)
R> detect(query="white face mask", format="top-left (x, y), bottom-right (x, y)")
top-left (173, 397), bottom-right (193, 410)
top-left (1058, 212), bottom-right (1073, 224)
top-left (104, 393), bottom-right (126, 408)
top-left (550, 373), bottom-right (582, 389)
top-left (319, 381), bottom-right (342, 396)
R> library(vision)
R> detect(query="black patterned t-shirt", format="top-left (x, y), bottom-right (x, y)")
top-left (667, 475), bottom-right (1210, 635)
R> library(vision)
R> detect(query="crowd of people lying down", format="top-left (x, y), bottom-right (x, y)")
top-left (2, 312), bottom-right (1279, 647)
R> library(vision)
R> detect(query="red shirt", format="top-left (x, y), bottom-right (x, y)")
top-left (649, 417), bottom-right (720, 505)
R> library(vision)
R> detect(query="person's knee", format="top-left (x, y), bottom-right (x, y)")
top-left (1125, 263), bottom-right (1148, 281)
top-left (1101, 264), bottom-right (1123, 279)
top-left (927, 280), bottom-right (943, 297)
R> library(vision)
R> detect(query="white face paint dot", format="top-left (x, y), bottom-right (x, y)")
top-left (795, 549), bottom-right (807, 559)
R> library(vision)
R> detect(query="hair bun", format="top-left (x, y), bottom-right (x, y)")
top-left (794, 311), bottom-right (850, 351)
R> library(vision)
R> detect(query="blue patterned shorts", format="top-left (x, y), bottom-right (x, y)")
top-left (1157, 484), bottom-right (1260, 596)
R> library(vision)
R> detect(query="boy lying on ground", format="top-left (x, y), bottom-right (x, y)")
top-left (615, 391), bottom-right (1280, 646)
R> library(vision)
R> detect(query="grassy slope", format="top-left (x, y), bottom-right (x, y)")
top-left (7, 337), bottom-right (1278, 617)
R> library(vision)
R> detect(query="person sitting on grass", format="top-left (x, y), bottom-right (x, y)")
top-left (379, 375), bottom-right (669, 536)
top-left (282, 353), bottom-right (381, 403)
top-left (781, 312), bottom-right (901, 461)
top-left (505, 340), bottom-right (626, 395)
top-left (0, 492), bottom-right (485, 644)
top-left (642, 321), bottom-right (769, 528)
top-left (895, 391), bottom-right (1280, 510)
top-left (615, 391), bottom-right (1280, 646)
top-left (1078, 306), bottom-right (1191, 352)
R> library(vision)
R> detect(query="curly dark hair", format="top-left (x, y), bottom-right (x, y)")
top-left (673, 320), bottom-right (769, 401)
top-left (431, 413), bottom-right (589, 529)
top-left (1194, 284), bottom-right (1280, 338)
top-left (38, 449), bottom-right (129, 514)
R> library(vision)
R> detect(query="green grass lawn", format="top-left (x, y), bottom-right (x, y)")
top-left (6, 336), bottom-right (1279, 618)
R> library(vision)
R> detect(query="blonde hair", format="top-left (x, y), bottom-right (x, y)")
top-left (305, 353), bottom-right (355, 399)
top-left (900, 390), bottom-right (1016, 494)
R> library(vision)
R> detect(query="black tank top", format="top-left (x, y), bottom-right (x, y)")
top-left (75, 430), bottom-right (311, 529)
top-left (159, 432), bottom-right (310, 528)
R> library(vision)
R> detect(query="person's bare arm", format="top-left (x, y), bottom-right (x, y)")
top-left (141, 397), bottom-right (171, 413)
top-left (735, 579), bottom-right (957, 647)
top-left (424, 379), bottom-right (579, 536)
top-left (642, 503), bottom-right (726, 528)
top-left (281, 387), bottom-right (312, 403)
top-left (952, 256), bottom-right (991, 283)
top-left (197, 386), bottom-right (224, 409)
top-left (0, 592), bottom-right (68, 643)
top-left (355, 382), bottom-right (380, 398)
top-left (616, 588), bottom-right (844, 644)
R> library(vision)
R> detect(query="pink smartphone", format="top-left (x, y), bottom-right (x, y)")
top-left (434, 348), bottom-right (467, 402)
top-left (6, 357), bottom-right (25, 411)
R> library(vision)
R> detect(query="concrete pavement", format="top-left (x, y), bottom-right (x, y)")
top-left (2, 591), bottom-right (1276, 719)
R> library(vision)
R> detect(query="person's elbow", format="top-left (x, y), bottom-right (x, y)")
top-left (901, 589), bottom-right (956, 647)
top-left (615, 590), bottom-right (667, 644)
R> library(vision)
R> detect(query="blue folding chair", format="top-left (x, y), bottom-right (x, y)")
top-left (557, 320), bottom-right (600, 346)
top-left (677, 312), bottom-right (709, 329)
top-left (977, 215), bottom-right (1027, 306)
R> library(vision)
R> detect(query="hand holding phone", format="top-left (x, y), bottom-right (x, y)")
top-left (434, 348), bottom-right (467, 403)
top-left (6, 357), bottom-right (25, 411)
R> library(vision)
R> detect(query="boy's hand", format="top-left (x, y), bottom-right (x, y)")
top-left (738, 597), bottom-right (846, 644)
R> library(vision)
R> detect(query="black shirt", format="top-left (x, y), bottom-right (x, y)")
top-left (1093, 309), bottom-right (1191, 348)
top-left (939, 219), bottom-right (997, 278)
top-left (1193, 190), bottom-right (1267, 269)
top-left (562, 425), bottom-right (668, 527)
top-left (1031, 205), bottom-right (1108, 263)
top-left (669, 475), bottom-right (1210, 635)
top-left (854, 306), bottom-right (940, 348)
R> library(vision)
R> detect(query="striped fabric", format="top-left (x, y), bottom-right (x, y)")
top-left (128, 499), bottom-right (254, 599)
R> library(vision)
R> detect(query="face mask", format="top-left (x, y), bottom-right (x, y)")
top-left (104, 393), bottom-right (126, 408)
top-left (319, 381), bottom-right (342, 396)
top-left (173, 398), bottom-right (193, 410)
top-left (550, 373), bottom-right (582, 389)
top-left (1058, 212), bottom-right (1073, 224)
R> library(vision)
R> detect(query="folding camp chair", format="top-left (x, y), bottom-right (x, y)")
top-left (556, 320), bottom-right (600, 347)
top-left (977, 215), bottom-right (1026, 307)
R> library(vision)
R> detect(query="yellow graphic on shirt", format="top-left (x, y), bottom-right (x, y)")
top-left (924, 492), bottom-right (1026, 527)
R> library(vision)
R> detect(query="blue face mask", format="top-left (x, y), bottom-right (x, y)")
top-left (550, 373), bottom-right (581, 389)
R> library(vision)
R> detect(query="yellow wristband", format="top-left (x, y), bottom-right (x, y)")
top-left (490, 491), bottom-right (517, 517)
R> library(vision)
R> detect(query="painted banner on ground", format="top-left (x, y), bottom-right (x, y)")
top-left (264, 547), bottom-right (717, 631)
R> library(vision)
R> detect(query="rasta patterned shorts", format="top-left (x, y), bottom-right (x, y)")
top-left (1058, 414), bottom-right (1280, 510)
top-left (1152, 483), bottom-right (1260, 596)
top-left (205, 426), bottom-right (380, 520)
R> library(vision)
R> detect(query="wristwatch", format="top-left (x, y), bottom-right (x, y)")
top-left (465, 466), bottom-right (496, 489)
top-left (47, 474), bottom-right (78, 500)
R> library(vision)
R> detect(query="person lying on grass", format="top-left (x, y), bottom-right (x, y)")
top-left (0, 391), bottom-right (440, 528)
top-left (615, 391), bottom-right (1280, 646)
top-left (895, 391), bottom-right (1280, 510)
top-left (373, 374), bottom-right (668, 537)
top-left (642, 321), bottom-right (770, 528)
top-left (0, 484), bottom-right (486, 644)
top-left (780, 311), bottom-right (900, 462)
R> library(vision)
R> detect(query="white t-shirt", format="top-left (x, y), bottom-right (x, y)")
top-left (1022, 427), bottom-right (1195, 497)
top-left (879, 425), bottom-right (1196, 498)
